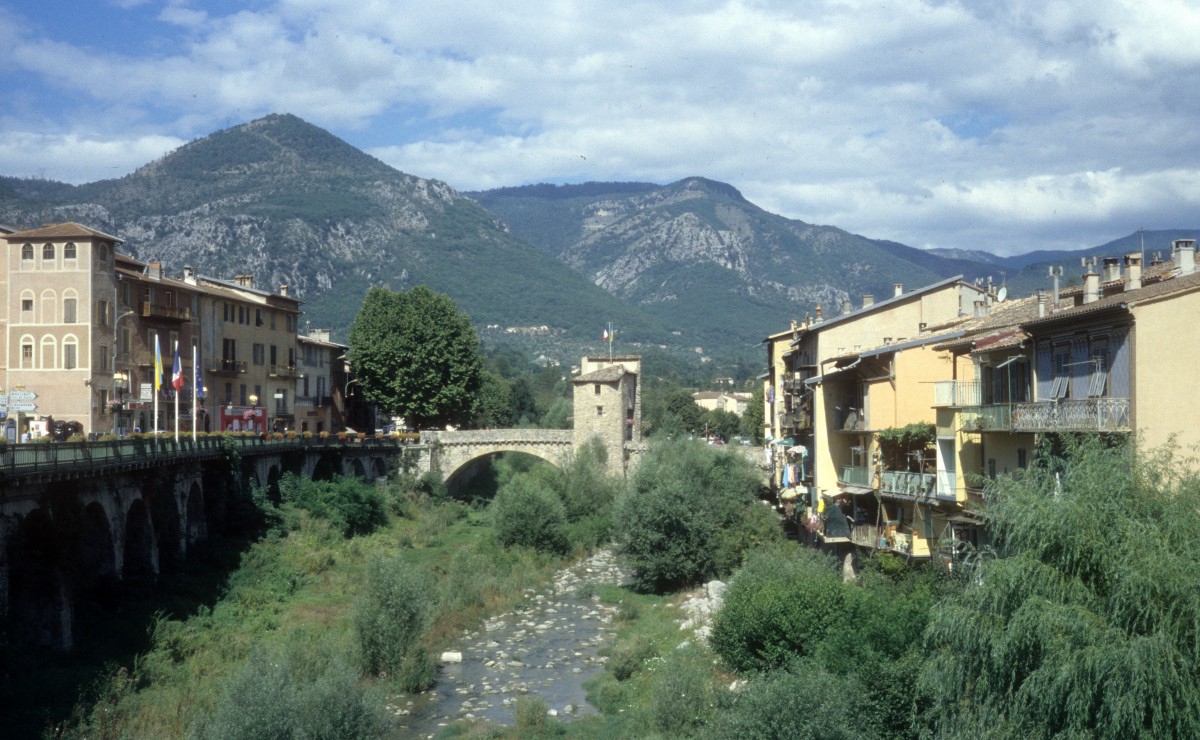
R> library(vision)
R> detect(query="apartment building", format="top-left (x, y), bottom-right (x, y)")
top-left (1, 222), bottom-right (353, 438)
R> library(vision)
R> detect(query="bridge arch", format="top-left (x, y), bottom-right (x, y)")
top-left (6, 507), bottom-right (73, 649)
top-left (77, 501), bottom-right (117, 593)
top-left (185, 481), bottom-right (206, 546)
top-left (122, 499), bottom-right (157, 586)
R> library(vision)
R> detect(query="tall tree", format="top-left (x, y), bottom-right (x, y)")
top-left (919, 437), bottom-right (1200, 738)
top-left (348, 286), bottom-right (483, 430)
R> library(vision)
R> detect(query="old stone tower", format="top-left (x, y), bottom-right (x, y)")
top-left (571, 355), bottom-right (642, 475)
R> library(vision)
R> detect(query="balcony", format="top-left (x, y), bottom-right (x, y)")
top-left (960, 404), bottom-right (1013, 432)
top-left (839, 465), bottom-right (872, 488)
top-left (141, 302), bottom-right (192, 321)
top-left (270, 364), bottom-right (303, 379)
top-left (879, 470), bottom-right (936, 500)
top-left (780, 409), bottom-right (812, 430)
top-left (835, 407), bottom-right (867, 432)
top-left (1010, 398), bottom-right (1131, 433)
top-left (296, 395), bottom-right (334, 407)
top-left (209, 359), bottom-right (247, 376)
top-left (933, 380), bottom-right (980, 407)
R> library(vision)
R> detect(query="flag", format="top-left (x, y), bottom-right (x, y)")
top-left (172, 343), bottom-right (184, 391)
top-left (194, 345), bottom-right (205, 399)
top-left (154, 335), bottom-right (163, 391)
top-left (602, 322), bottom-right (615, 344)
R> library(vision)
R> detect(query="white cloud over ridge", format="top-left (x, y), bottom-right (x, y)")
top-left (1, 0), bottom-right (1198, 256)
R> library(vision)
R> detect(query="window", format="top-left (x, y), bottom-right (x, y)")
top-left (63, 341), bottom-right (78, 370)
top-left (21, 243), bottom-right (33, 261)
top-left (41, 290), bottom-right (56, 323)
top-left (222, 338), bottom-right (237, 361)
top-left (988, 458), bottom-right (997, 479)
top-left (594, 383), bottom-right (601, 395)
top-left (169, 331), bottom-right (178, 355)
top-left (288, 348), bottom-right (295, 368)
top-left (42, 243), bottom-right (54, 262)
top-left (21, 296), bottom-right (33, 315)
top-left (1088, 341), bottom-right (1110, 398)
top-left (21, 339), bottom-right (33, 368)
top-left (287, 314), bottom-right (296, 332)
top-left (121, 327), bottom-right (131, 353)
top-left (98, 244), bottom-right (109, 261)
top-left (223, 302), bottom-right (230, 322)
top-left (224, 382), bottom-right (233, 405)
top-left (64, 242), bottom-right (77, 260)
top-left (253, 343), bottom-right (265, 365)
top-left (256, 308), bottom-right (263, 327)
top-left (270, 345), bottom-right (277, 366)
top-left (240, 384), bottom-right (247, 406)
top-left (63, 297), bottom-right (77, 323)
top-left (276, 389), bottom-right (288, 413)
top-left (1051, 347), bottom-right (1071, 399)
top-left (270, 311), bottom-right (276, 330)
top-left (96, 299), bottom-right (111, 325)
top-left (1018, 448), bottom-right (1027, 469)
top-left (596, 405), bottom-right (604, 417)
top-left (98, 345), bottom-right (110, 371)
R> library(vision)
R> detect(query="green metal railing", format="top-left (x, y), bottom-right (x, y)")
top-left (0, 434), bottom-right (416, 478)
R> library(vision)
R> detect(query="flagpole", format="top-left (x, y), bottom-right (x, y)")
top-left (192, 345), bottom-right (198, 441)
top-left (174, 342), bottom-right (180, 442)
top-left (153, 334), bottom-right (161, 453)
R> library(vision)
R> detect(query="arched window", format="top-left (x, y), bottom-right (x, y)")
top-left (63, 290), bottom-right (78, 323)
top-left (20, 290), bottom-right (35, 321)
top-left (42, 243), bottom-right (55, 262)
top-left (62, 335), bottom-right (79, 370)
top-left (19, 335), bottom-right (34, 369)
top-left (41, 289), bottom-right (57, 324)
top-left (64, 242), bottom-right (77, 260)
top-left (21, 243), bottom-right (33, 261)
top-left (41, 335), bottom-right (56, 369)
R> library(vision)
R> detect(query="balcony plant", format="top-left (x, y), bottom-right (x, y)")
top-left (875, 423), bottom-right (935, 471)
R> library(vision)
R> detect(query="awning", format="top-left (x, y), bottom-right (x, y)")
top-left (772, 437), bottom-right (795, 446)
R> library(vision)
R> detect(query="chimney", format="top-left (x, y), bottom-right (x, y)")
top-left (147, 260), bottom-right (162, 281)
top-left (1174, 239), bottom-right (1196, 276)
top-left (842, 299), bottom-right (852, 314)
top-left (1124, 253), bottom-right (1142, 290)
top-left (973, 300), bottom-right (989, 318)
top-left (862, 294), bottom-right (874, 308)
top-left (1102, 257), bottom-right (1121, 283)
top-left (183, 265), bottom-right (196, 285)
top-left (1037, 289), bottom-right (1048, 318)
top-left (308, 328), bottom-right (332, 342)
top-left (234, 274), bottom-right (254, 288)
top-left (1083, 269), bottom-right (1100, 304)
top-left (815, 304), bottom-right (823, 323)
top-left (279, 284), bottom-right (289, 297)
top-left (893, 283), bottom-right (903, 297)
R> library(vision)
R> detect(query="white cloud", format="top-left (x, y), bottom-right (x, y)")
top-left (1, 0), bottom-right (1197, 256)
top-left (0, 131), bottom-right (184, 184)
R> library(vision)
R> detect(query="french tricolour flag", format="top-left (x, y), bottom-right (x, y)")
top-left (171, 343), bottom-right (184, 391)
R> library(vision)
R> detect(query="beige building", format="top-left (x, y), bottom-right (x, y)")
top-left (692, 390), bottom-right (752, 415)
top-left (296, 329), bottom-right (348, 434)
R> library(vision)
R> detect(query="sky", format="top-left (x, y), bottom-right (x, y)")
top-left (1, 0), bottom-right (1199, 256)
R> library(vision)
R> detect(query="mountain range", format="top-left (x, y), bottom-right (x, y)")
top-left (1, 114), bottom-right (1194, 363)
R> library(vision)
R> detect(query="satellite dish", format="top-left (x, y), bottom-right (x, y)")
top-left (996, 287), bottom-right (1007, 302)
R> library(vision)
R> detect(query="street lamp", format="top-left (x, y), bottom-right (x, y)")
top-left (248, 394), bottom-right (259, 433)
top-left (112, 310), bottom-right (136, 435)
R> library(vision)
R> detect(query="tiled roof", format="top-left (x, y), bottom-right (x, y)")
top-left (1023, 269), bottom-right (1200, 327)
top-left (1, 222), bottom-right (121, 242)
top-left (573, 366), bottom-right (628, 383)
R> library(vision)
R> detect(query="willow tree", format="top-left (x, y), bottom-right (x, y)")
top-left (348, 286), bottom-right (483, 430)
top-left (919, 436), bottom-right (1200, 738)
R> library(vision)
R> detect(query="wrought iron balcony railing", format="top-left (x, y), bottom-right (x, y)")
top-left (140, 302), bottom-right (192, 321)
top-left (270, 364), bottom-right (303, 378)
top-left (1010, 398), bottom-right (1130, 432)
top-left (209, 359), bottom-right (247, 375)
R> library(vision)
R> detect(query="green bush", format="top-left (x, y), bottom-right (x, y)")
top-left (195, 650), bottom-right (386, 739)
top-left (608, 637), bottom-right (658, 681)
top-left (353, 556), bottom-right (435, 690)
top-left (711, 662), bottom-right (870, 739)
top-left (711, 545), bottom-right (845, 672)
top-left (616, 439), bottom-right (764, 591)
top-left (278, 473), bottom-right (387, 537)
top-left (512, 696), bottom-right (563, 737)
top-left (648, 644), bottom-right (719, 735)
top-left (492, 475), bottom-right (570, 555)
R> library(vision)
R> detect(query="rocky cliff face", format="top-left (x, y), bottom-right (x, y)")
top-left (0, 115), bottom-right (662, 345)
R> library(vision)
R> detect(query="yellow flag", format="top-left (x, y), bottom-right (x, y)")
top-left (154, 335), bottom-right (163, 391)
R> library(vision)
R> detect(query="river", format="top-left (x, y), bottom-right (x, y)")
top-left (392, 549), bottom-right (630, 737)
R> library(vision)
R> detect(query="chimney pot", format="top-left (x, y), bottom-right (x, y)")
top-left (1123, 253), bottom-right (1142, 290)
top-left (862, 294), bottom-right (874, 307)
top-left (279, 284), bottom-right (289, 297)
top-left (1174, 239), bottom-right (1196, 276)
top-left (893, 283), bottom-right (903, 297)
top-left (842, 299), bottom-right (852, 314)
top-left (1037, 289), bottom-right (1048, 318)
top-left (234, 274), bottom-right (254, 288)
top-left (148, 260), bottom-right (162, 281)
top-left (1083, 270), bottom-right (1100, 304)
top-left (974, 300), bottom-right (989, 318)
top-left (1102, 257), bottom-right (1121, 283)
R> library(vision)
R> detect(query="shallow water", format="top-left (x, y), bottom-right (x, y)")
top-left (392, 549), bottom-right (629, 737)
